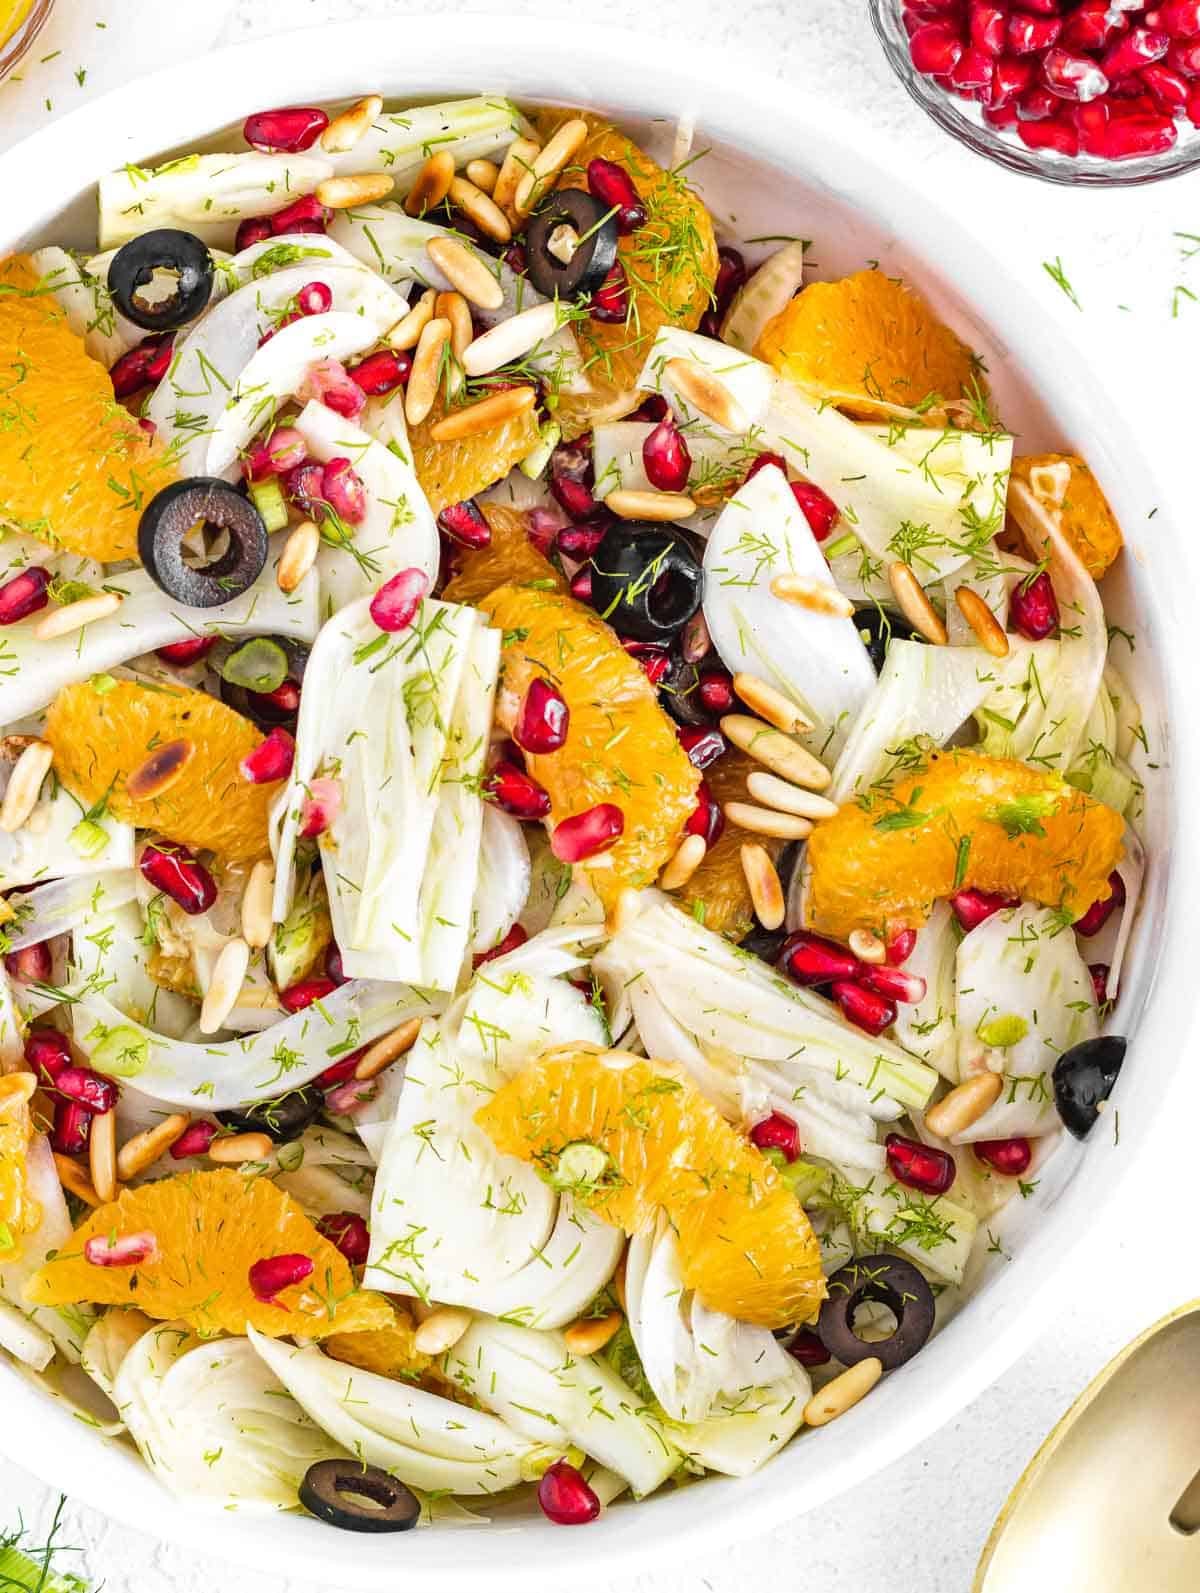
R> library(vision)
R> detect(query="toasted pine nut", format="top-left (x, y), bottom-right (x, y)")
top-left (33, 591), bottom-right (121, 641)
top-left (316, 172), bottom-right (395, 210)
top-left (53, 1153), bottom-right (101, 1207)
top-left (413, 1305), bottom-right (472, 1356)
top-left (725, 802), bottom-right (812, 842)
top-left (740, 842), bottom-right (785, 930)
top-left (465, 158), bottom-right (500, 194)
top-left (492, 136), bottom-right (541, 215)
top-left (208, 1130), bottom-right (274, 1165)
top-left (659, 833), bottom-right (707, 891)
top-left (89, 1108), bottom-right (117, 1204)
top-left (732, 673), bottom-right (814, 736)
top-left (606, 488), bottom-right (697, 522)
top-left (0, 739), bottom-right (53, 833)
top-left (426, 237), bottom-right (504, 311)
top-left (564, 1310), bottom-right (623, 1357)
top-left (405, 316), bottom-right (452, 427)
top-left (462, 301), bottom-right (560, 377)
top-left (404, 150), bottom-right (456, 216)
top-left (769, 572), bottom-right (855, 619)
top-left (803, 1357), bottom-right (882, 1428)
top-left (199, 937), bottom-right (251, 1035)
top-left (126, 738), bottom-right (193, 802)
top-left (386, 288), bottom-right (436, 351)
top-left (954, 585), bottom-right (1010, 659)
top-left (448, 175), bottom-right (512, 244)
top-left (745, 771), bottom-right (838, 821)
top-left (925, 1070), bottom-right (1004, 1138)
top-left (354, 1017), bottom-right (422, 1081)
top-left (513, 118), bottom-right (589, 215)
top-left (241, 859), bottom-right (275, 950)
top-left (435, 291), bottom-right (474, 364)
top-left (429, 385), bottom-right (537, 443)
top-left (116, 1113), bottom-right (190, 1182)
top-left (277, 518), bottom-right (320, 593)
top-left (888, 561), bottom-right (948, 646)
top-left (849, 928), bottom-right (887, 966)
top-left (320, 94), bottom-right (382, 154)
top-left (720, 714), bottom-right (831, 791)
top-left (663, 357), bottom-right (748, 433)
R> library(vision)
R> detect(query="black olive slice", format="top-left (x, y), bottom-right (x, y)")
top-left (525, 190), bottom-right (619, 302)
top-left (1053, 1034), bottom-right (1126, 1139)
top-left (299, 1460), bottom-right (420, 1533)
top-left (217, 1084), bottom-right (323, 1145)
top-left (817, 1255), bottom-right (935, 1372)
top-left (659, 655), bottom-right (707, 726)
top-left (139, 478), bottom-right (268, 607)
top-left (853, 605), bottom-right (918, 674)
top-left (590, 523), bottom-right (704, 644)
top-left (108, 228), bottom-right (215, 332)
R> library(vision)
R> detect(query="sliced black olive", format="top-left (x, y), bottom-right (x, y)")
top-left (219, 636), bottom-right (309, 726)
top-left (139, 478), bottom-right (268, 608)
top-left (217, 1084), bottom-right (323, 1145)
top-left (590, 523), bottom-right (704, 644)
top-left (108, 228), bottom-right (214, 332)
top-left (740, 927), bottom-right (787, 964)
top-left (525, 190), bottom-right (619, 302)
top-left (299, 1460), bottom-right (420, 1533)
top-left (817, 1254), bottom-right (935, 1372)
top-left (853, 605), bottom-right (917, 674)
top-left (1053, 1034), bottom-right (1126, 1139)
top-left (659, 655), bottom-right (707, 726)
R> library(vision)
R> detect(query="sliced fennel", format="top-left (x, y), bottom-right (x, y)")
top-left (28, 245), bottom-right (142, 366)
top-left (0, 1299), bottom-right (56, 1372)
top-left (81, 1308), bottom-right (154, 1400)
top-left (72, 902), bottom-right (196, 1038)
top-left (2, 869), bottom-right (136, 952)
top-left (98, 151), bottom-right (334, 250)
top-left (720, 241), bottom-right (808, 354)
top-left (320, 96), bottom-right (524, 188)
top-left (890, 900), bottom-right (958, 1080)
top-left (471, 805), bottom-right (531, 955)
top-left (0, 777), bottom-right (134, 892)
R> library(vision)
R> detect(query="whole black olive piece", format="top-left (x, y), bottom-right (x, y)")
top-left (853, 604), bottom-right (917, 674)
top-left (139, 478), bottom-right (268, 607)
top-left (217, 1084), bottom-right (323, 1145)
top-left (1053, 1034), bottom-right (1126, 1139)
top-left (107, 228), bottom-right (215, 332)
top-left (817, 1254), bottom-right (935, 1372)
top-left (299, 1460), bottom-right (420, 1533)
top-left (590, 522), bottom-right (704, 644)
top-left (219, 636), bottom-right (309, 726)
top-left (740, 927), bottom-right (787, 965)
top-left (525, 190), bottom-right (620, 302)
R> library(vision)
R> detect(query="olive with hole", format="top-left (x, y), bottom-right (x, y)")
top-left (525, 189), bottom-right (619, 301)
top-left (139, 478), bottom-right (268, 607)
top-left (299, 1460), bottom-right (420, 1533)
top-left (107, 228), bottom-right (215, 332)
top-left (1053, 1034), bottom-right (1126, 1139)
top-left (590, 523), bottom-right (704, 643)
top-left (853, 605), bottom-right (917, 673)
top-left (217, 1085), bottom-right (323, 1145)
top-left (817, 1254), bottom-right (935, 1372)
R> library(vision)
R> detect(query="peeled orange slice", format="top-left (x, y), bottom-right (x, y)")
top-left (409, 397), bottom-right (541, 516)
top-left (1009, 453), bottom-right (1123, 580)
top-left (0, 1073), bottom-right (38, 1257)
top-left (442, 503), bottom-right (565, 606)
top-left (325, 1301), bottom-right (434, 1383)
top-left (679, 751), bottom-right (785, 940)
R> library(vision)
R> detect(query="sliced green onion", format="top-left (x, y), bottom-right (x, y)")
top-left (823, 531), bottom-right (859, 560)
top-left (68, 818), bottom-right (111, 859)
top-left (249, 475), bottom-right (289, 533)
top-left (519, 420), bottom-right (561, 481)
top-left (547, 1140), bottom-right (609, 1193)
top-left (88, 1023), bottom-right (149, 1078)
top-left (222, 636), bottom-right (288, 693)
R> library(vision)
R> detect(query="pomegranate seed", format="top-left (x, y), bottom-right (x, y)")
top-left (156, 635), bottom-right (217, 667)
top-left (240, 726), bottom-right (295, 785)
top-left (788, 1329), bottom-right (832, 1368)
top-left (586, 157), bottom-right (647, 232)
top-left (791, 480), bottom-right (840, 541)
top-left (969, 1), bottom-right (1008, 55)
top-left (780, 931), bottom-right (861, 987)
top-left (697, 669), bottom-right (735, 715)
top-left (109, 333), bottom-right (174, 398)
top-left (589, 262), bottom-right (630, 322)
top-left (746, 451), bottom-right (788, 482)
top-left (712, 246), bottom-right (748, 313)
top-left (984, 100), bottom-right (1022, 125)
top-left (325, 1077), bottom-right (376, 1115)
top-left (279, 976), bottom-right (338, 1013)
top-left (860, 964), bottom-right (928, 1005)
top-left (974, 1136), bottom-right (1033, 1176)
top-left (1042, 46), bottom-right (1109, 99)
top-left (347, 348), bottom-right (411, 395)
top-left (317, 1051), bottom-right (362, 1089)
top-left (243, 106), bottom-right (328, 152)
top-left (1062, 0), bottom-right (1128, 50)
top-left (537, 1460), bottom-right (600, 1526)
top-left (1089, 962), bottom-right (1111, 1004)
top-left (952, 43), bottom-right (998, 89)
top-left (370, 567), bottom-right (430, 633)
top-left (322, 457), bottom-right (367, 522)
top-left (0, 565), bottom-right (50, 626)
top-left (515, 678), bottom-right (571, 755)
top-left (249, 1252), bottom-right (314, 1303)
top-left (235, 216), bottom-right (274, 252)
top-left (885, 1133), bottom-right (957, 1195)
top-left (631, 393), bottom-right (670, 423)
top-left (299, 775), bottom-right (342, 839)
top-left (253, 678), bottom-right (301, 717)
top-left (284, 460), bottom-right (326, 514)
top-left (5, 941), bottom-right (51, 983)
top-left (296, 280), bottom-right (332, 317)
top-left (1157, 0), bottom-right (1200, 35)
top-left (1168, 36), bottom-right (1200, 70)
top-left (55, 1066), bottom-right (118, 1114)
top-left (1103, 26), bottom-right (1170, 77)
top-left (622, 641), bottom-right (671, 684)
top-left (140, 843), bottom-right (216, 915)
top-left (325, 943), bottom-right (346, 986)
top-left (642, 418), bottom-right (692, 493)
top-left (438, 500), bottom-right (491, 549)
top-left (831, 979), bottom-right (897, 1035)
top-left (473, 923), bottom-right (529, 967)
top-left (51, 1098), bottom-right (91, 1156)
top-left (749, 1111), bottom-right (800, 1161)
top-left (244, 426), bottom-right (307, 480)
top-left (315, 1211), bottom-right (370, 1266)
top-left (527, 507), bottom-right (565, 555)
top-left (684, 779), bottom-right (725, 848)
top-left (1018, 0), bottom-right (1062, 13)
top-left (1075, 869), bottom-right (1126, 936)
top-left (557, 523), bottom-right (607, 561)
top-left (1008, 13), bottom-right (1063, 52)
top-left (550, 476), bottom-right (600, 522)
top-left (85, 1231), bottom-right (159, 1267)
top-left (910, 20), bottom-right (967, 73)
top-left (1073, 98), bottom-right (1112, 152)
top-left (1102, 108), bottom-right (1179, 153)
top-left (950, 888), bottom-right (1017, 930)
top-left (1189, 82), bottom-right (1200, 120)
top-left (886, 926), bottom-right (917, 965)
top-left (24, 1027), bottom-right (71, 1081)
top-left (551, 803), bottom-right (624, 863)
top-left (299, 359), bottom-right (366, 420)
top-left (1140, 60), bottom-right (1190, 103)
top-left (570, 567), bottom-right (594, 603)
top-left (680, 610), bottom-right (712, 665)
top-left (271, 194), bottom-right (332, 236)
top-left (486, 760), bottom-right (551, 820)
top-left (1018, 83), bottom-right (1064, 117)
top-left (171, 1119), bottom-right (217, 1158)
top-left (677, 725), bottom-right (728, 769)
top-left (1010, 570), bottom-right (1060, 638)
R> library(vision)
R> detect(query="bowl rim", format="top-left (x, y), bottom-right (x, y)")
top-left (0, 15), bottom-right (1193, 1587)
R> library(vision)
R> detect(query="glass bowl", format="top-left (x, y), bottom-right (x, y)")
top-left (0, 0), bottom-right (54, 82)
top-left (868, 0), bottom-right (1200, 186)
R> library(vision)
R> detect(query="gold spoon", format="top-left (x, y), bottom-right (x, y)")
top-left (975, 1301), bottom-right (1200, 1591)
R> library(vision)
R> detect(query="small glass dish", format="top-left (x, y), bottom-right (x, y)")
top-left (868, 0), bottom-right (1200, 186)
top-left (0, 0), bottom-right (54, 83)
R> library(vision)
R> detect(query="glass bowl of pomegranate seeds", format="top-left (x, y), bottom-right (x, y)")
top-left (871, 0), bottom-right (1200, 182)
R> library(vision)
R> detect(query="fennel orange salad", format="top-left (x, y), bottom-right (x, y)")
top-left (0, 92), bottom-right (1143, 1532)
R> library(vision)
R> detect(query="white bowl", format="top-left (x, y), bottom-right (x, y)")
top-left (0, 17), bottom-right (1190, 1587)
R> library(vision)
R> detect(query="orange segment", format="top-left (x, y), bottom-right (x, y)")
top-left (0, 1073), bottom-right (38, 1257)
top-left (805, 748), bottom-right (1125, 941)
top-left (409, 396), bottom-right (541, 516)
top-left (44, 678), bottom-right (277, 863)
top-left (477, 1045), bottom-right (824, 1328)
top-left (478, 584), bottom-right (700, 911)
top-left (1009, 453), bottom-right (1122, 580)
top-left (442, 503), bottom-right (565, 606)
top-left (25, 1169), bottom-right (391, 1338)
top-left (679, 751), bottom-right (785, 940)
top-left (0, 255), bottom-right (177, 561)
top-left (325, 1301), bottom-right (435, 1383)
top-left (755, 268), bottom-right (982, 421)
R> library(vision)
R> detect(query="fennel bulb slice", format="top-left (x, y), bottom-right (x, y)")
top-left (471, 805), bottom-right (531, 955)
top-left (28, 245), bottom-right (142, 367)
top-left (890, 900), bottom-right (959, 1081)
top-left (2, 870), bottom-right (136, 951)
top-left (321, 97), bottom-right (524, 187)
top-left (0, 777), bottom-right (133, 892)
top-left (98, 151), bottom-right (334, 250)
top-left (721, 242), bottom-right (808, 354)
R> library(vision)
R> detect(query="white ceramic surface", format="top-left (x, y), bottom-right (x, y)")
top-left (0, 16), bottom-right (1191, 1590)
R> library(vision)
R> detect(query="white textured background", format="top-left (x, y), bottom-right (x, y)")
top-left (0, 3), bottom-right (1192, 1590)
